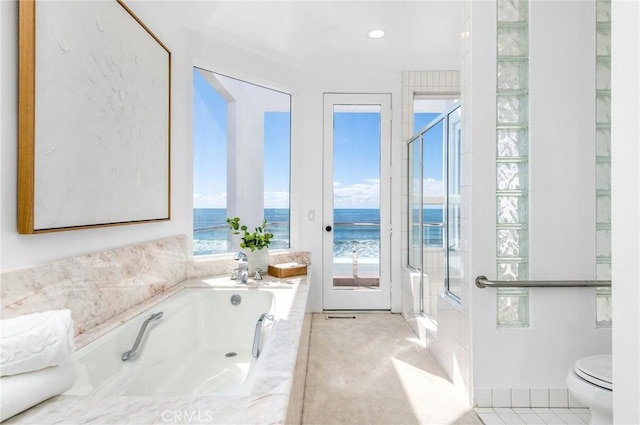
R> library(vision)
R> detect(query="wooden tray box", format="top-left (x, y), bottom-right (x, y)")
top-left (268, 263), bottom-right (307, 278)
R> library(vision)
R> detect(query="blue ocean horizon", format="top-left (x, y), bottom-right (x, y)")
top-left (193, 208), bottom-right (443, 257)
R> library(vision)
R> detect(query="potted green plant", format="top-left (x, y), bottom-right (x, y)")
top-left (226, 217), bottom-right (273, 274)
top-left (226, 217), bottom-right (273, 251)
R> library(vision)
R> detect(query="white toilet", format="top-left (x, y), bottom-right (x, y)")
top-left (566, 354), bottom-right (612, 425)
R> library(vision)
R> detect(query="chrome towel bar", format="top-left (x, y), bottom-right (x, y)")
top-left (475, 275), bottom-right (612, 289)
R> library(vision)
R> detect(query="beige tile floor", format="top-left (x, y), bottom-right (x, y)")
top-left (300, 313), bottom-right (483, 425)
top-left (475, 407), bottom-right (591, 425)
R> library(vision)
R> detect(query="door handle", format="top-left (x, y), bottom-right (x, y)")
top-left (325, 225), bottom-right (332, 232)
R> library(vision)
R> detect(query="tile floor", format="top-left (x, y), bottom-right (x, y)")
top-left (475, 407), bottom-right (590, 425)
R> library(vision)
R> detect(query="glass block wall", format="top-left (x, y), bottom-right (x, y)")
top-left (496, 0), bottom-right (529, 327)
top-left (595, 0), bottom-right (612, 326)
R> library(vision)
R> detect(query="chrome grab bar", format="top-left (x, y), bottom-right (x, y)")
top-left (121, 312), bottom-right (163, 361)
top-left (475, 275), bottom-right (612, 289)
top-left (252, 313), bottom-right (274, 358)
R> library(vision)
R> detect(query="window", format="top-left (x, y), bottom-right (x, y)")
top-left (192, 68), bottom-right (291, 256)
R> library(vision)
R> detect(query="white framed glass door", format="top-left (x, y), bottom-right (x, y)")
top-left (322, 93), bottom-right (391, 310)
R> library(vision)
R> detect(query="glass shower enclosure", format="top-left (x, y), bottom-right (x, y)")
top-left (408, 102), bottom-right (462, 315)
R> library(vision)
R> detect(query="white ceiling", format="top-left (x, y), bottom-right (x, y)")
top-left (150, 1), bottom-right (463, 73)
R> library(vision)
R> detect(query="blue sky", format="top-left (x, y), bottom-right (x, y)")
top-left (193, 70), bottom-right (290, 209)
top-left (332, 111), bottom-right (381, 209)
top-left (415, 112), bottom-right (445, 196)
top-left (193, 70), bottom-right (444, 210)
top-left (193, 70), bottom-right (227, 208)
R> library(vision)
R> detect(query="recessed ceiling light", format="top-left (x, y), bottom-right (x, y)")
top-left (367, 29), bottom-right (385, 39)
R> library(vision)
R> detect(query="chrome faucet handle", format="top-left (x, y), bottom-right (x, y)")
top-left (234, 252), bottom-right (248, 273)
top-left (253, 269), bottom-right (263, 280)
top-left (237, 259), bottom-right (248, 272)
top-left (230, 268), bottom-right (239, 280)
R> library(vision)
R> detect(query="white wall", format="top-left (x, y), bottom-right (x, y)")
top-left (611, 0), bottom-right (640, 422)
top-left (470, 0), bottom-right (612, 398)
top-left (529, 2), bottom-right (596, 278)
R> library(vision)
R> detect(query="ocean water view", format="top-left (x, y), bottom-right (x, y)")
top-left (193, 208), bottom-right (444, 257)
top-left (193, 208), bottom-right (290, 256)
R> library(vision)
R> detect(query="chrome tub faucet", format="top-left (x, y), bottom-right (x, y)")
top-left (234, 252), bottom-right (249, 284)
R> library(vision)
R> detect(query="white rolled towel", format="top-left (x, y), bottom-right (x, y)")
top-left (0, 310), bottom-right (75, 377)
top-left (0, 357), bottom-right (77, 422)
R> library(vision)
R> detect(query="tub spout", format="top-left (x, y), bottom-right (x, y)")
top-left (121, 312), bottom-right (163, 361)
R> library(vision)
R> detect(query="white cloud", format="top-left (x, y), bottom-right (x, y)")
top-left (333, 179), bottom-right (380, 208)
top-left (194, 192), bottom-right (290, 209)
top-left (193, 192), bottom-right (227, 208)
top-left (264, 192), bottom-right (290, 208)
top-left (423, 178), bottom-right (444, 196)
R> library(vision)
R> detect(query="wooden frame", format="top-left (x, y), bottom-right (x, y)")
top-left (18, 0), bottom-right (171, 234)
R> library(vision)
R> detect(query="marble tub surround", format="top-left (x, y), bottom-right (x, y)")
top-left (0, 230), bottom-right (309, 339)
top-left (5, 274), bottom-right (310, 425)
top-left (188, 250), bottom-right (311, 279)
top-left (1, 236), bottom-right (188, 336)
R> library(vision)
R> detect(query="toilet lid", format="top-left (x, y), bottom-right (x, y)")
top-left (574, 354), bottom-right (612, 390)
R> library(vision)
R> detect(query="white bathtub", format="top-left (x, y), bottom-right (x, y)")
top-left (65, 287), bottom-right (278, 397)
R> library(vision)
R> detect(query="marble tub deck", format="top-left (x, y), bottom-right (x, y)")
top-left (5, 275), bottom-right (310, 425)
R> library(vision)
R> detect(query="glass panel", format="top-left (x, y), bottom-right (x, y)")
top-left (497, 228), bottom-right (528, 258)
top-left (264, 112), bottom-right (291, 249)
top-left (596, 194), bottom-right (611, 225)
top-left (497, 261), bottom-right (528, 281)
top-left (497, 161), bottom-right (528, 190)
top-left (408, 136), bottom-right (422, 269)
top-left (447, 107), bottom-right (462, 299)
top-left (422, 118), bottom-right (445, 301)
top-left (596, 287), bottom-right (612, 327)
top-left (497, 127), bottom-right (528, 157)
top-left (497, 94), bottom-right (528, 124)
top-left (596, 94), bottom-right (611, 124)
top-left (596, 228), bottom-right (611, 259)
top-left (497, 27), bottom-right (528, 57)
top-left (414, 112), bottom-right (441, 134)
top-left (193, 69), bottom-right (229, 255)
top-left (596, 263), bottom-right (611, 280)
top-left (497, 60), bottom-right (528, 91)
top-left (497, 289), bottom-right (530, 327)
top-left (497, 195), bottom-right (528, 224)
top-left (497, 0), bottom-right (529, 328)
top-left (596, 0), bottom-right (611, 23)
top-left (596, 128), bottom-right (611, 157)
top-left (332, 106), bottom-right (381, 288)
top-left (596, 60), bottom-right (611, 91)
top-left (595, 0), bottom-right (611, 324)
top-left (596, 161), bottom-right (611, 191)
top-left (411, 98), bottom-right (460, 315)
top-left (596, 27), bottom-right (611, 57)
top-left (497, 0), bottom-right (528, 23)
top-left (192, 69), bottom-right (291, 256)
